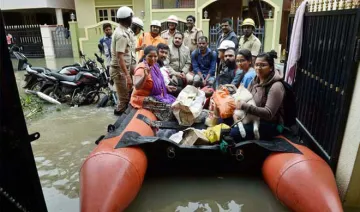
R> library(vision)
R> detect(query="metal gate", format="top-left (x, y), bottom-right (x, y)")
top-left (5, 25), bottom-right (44, 58)
top-left (209, 17), bottom-right (265, 51)
top-left (286, 6), bottom-right (360, 170)
top-left (52, 26), bottom-right (73, 58)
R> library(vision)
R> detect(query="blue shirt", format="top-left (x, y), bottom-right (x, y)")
top-left (231, 67), bottom-right (256, 88)
top-left (99, 35), bottom-right (112, 65)
top-left (191, 48), bottom-right (217, 77)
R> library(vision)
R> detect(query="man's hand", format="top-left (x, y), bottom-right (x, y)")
top-left (179, 73), bottom-right (186, 79)
top-left (126, 74), bottom-right (133, 90)
top-left (166, 85), bottom-right (177, 92)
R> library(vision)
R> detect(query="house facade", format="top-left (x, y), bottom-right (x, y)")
top-left (1, 0), bottom-right (75, 26)
top-left (70, 0), bottom-right (284, 58)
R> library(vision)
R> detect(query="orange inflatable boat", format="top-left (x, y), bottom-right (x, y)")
top-left (80, 108), bottom-right (343, 212)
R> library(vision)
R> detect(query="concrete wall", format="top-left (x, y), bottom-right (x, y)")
top-left (336, 64), bottom-right (360, 205)
top-left (264, 19), bottom-right (274, 52)
top-left (0, 0), bottom-right (75, 10)
top-left (74, 0), bottom-right (97, 28)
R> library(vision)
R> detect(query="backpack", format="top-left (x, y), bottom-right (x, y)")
top-left (266, 80), bottom-right (297, 127)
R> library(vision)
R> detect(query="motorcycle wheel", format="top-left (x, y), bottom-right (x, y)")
top-left (30, 81), bottom-right (43, 92)
top-left (43, 86), bottom-right (65, 103)
top-left (97, 95), bottom-right (109, 108)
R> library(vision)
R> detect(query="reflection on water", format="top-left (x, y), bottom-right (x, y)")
top-left (17, 58), bottom-right (290, 211)
top-left (126, 176), bottom-right (287, 212)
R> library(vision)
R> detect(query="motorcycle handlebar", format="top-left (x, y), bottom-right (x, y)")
top-left (94, 53), bottom-right (104, 64)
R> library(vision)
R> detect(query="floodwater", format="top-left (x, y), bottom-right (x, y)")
top-left (11, 58), bottom-right (339, 212)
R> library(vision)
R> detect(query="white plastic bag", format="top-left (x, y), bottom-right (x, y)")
top-left (160, 66), bottom-right (170, 86)
top-left (171, 85), bottom-right (206, 126)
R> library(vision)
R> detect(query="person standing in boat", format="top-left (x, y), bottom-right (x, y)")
top-left (109, 6), bottom-right (135, 116)
top-left (231, 49), bottom-right (256, 88)
top-left (130, 46), bottom-right (177, 121)
top-left (230, 50), bottom-right (285, 141)
top-left (161, 15), bottom-right (179, 45)
top-left (184, 15), bottom-right (203, 53)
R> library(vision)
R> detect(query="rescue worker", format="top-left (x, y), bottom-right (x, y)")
top-left (184, 15), bottom-right (203, 53)
top-left (214, 47), bottom-right (237, 89)
top-left (131, 17), bottom-right (144, 51)
top-left (137, 20), bottom-right (166, 62)
top-left (110, 6), bottom-right (135, 116)
top-left (161, 15), bottom-right (179, 44)
top-left (238, 18), bottom-right (262, 61)
top-left (130, 17), bottom-right (144, 75)
top-left (166, 32), bottom-right (193, 94)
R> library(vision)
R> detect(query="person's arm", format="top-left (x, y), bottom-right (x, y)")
top-left (231, 36), bottom-right (239, 50)
top-left (133, 67), bottom-right (148, 89)
top-left (115, 35), bottom-right (131, 78)
top-left (241, 82), bottom-right (285, 120)
top-left (231, 70), bottom-right (242, 86)
top-left (191, 51), bottom-right (201, 75)
top-left (181, 49), bottom-right (191, 74)
top-left (209, 51), bottom-right (217, 77)
top-left (251, 39), bottom-right (261, 57)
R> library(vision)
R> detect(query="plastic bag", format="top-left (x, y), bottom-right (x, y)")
top-left (172, 85), bottom-right (206, 126)
top-left (212, 87), bottom-right (236, 119)
top-left (203, 124), bottom-right (230, 143)
top-left (205, 111), bottom-right (218, 127)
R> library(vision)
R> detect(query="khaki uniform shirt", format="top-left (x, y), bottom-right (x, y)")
top-left (110, 25), bottom-right (135, 70)
top-left (184, 27), bottom-right (203, 52)
top-left (238, 34), bottom-right (262, 57)
top-left (161, 29), bottom-right (179, 45)
top-left (165, 44), bottom-right (191, 76)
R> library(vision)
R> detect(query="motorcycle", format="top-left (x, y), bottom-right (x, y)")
top-left (19, 50), bottom-right (95, 91)
top-left (36, 54), bottom-right (108, 106)
top-left (94, 47), bottom-right (118, 108)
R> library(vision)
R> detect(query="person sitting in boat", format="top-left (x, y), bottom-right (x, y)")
top-left (213, 47), bottom-right (238, 89)
top-left (229, 50), bottom-right (285, 141)
top-left (130, 45), bottom-right (177, 121)
top-left (231, 49), bottom-right (256, 88)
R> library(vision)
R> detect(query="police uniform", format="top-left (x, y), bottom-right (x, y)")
top-left (128, 28), bottom-right (137, 75)
top-left (110, 24), bottom-right (135, 113)
top-left (184, 27), bottom-right (203, 52)
top-left (238, 34), bottom-right (262, 57)
top-left (160, 29), bottom-right (179, 45)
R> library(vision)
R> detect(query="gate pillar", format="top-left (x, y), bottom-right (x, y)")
top-left (40, 25), bottom-right (56, 59)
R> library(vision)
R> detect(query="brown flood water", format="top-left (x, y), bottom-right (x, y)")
top-left (12, 58), bottom-right (350, 211)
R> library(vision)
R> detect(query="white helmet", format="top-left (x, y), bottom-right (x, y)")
top-left (167, 15), bottom-right (178, 24)
top-left (151, 20), bottom-right (161, 28)
top-left (218, 40), bottom-right (236, 50)
top-left (132, 17), bottom-right (144, 30)
top-left (116, 6), bottom-right (133, 19)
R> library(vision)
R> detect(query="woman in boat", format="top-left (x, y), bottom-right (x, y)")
top-left (231, 49), bottom-right (256, 88)
top-left (230, 50), bottom-right (285, 141)
top-left (130, 45), bottom-right (177, 121)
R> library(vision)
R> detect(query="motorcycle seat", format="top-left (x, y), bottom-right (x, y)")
top-left (50, 72), bottom-right (77, 82)
top-left (31, 67), bottom-right (53, 74)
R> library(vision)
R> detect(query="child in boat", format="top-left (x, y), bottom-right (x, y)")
top-left (231, 49), bottom-right (256, 88)
top-left (229, 50), bottom-right (285, 141)
top-left (130, 45), bottom-right (177, 121)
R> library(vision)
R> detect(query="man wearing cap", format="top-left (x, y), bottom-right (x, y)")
top-left (216, 40), bottom-right (236, 76)
top-left (110, 6), bottom-right (135, 115)
top-left (129, 17), bottom-right (143, 75)
top-left (184, 15), bottom-right (203, 53)
top-left (238, 18), bottom-right (262, 59)
top-left (137, 20), bottom-right (167, 61)
top-left (161, 15), bottom-right (179, 44)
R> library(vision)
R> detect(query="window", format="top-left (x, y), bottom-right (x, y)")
top-left (152, 0), bottom-right (195, 9)
top-left (97, 8), bottom-right (129, 22)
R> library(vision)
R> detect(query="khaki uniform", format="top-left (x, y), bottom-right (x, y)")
top-left (160, 29), bottom-right (179, 45)
top-left (184, 27), bottom-right (203, 52)
top-left (128, 28), bottom-right (137, 75)
top-left (238, 34), bottom-right (262, 56)
top-left (165, 44), bottom-right (193, 85)
top-left (110, 25), bottom-right (135, 112)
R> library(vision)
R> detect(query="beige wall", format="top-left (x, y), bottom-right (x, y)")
top-left (74, 0), bottom-right (96, 28)
top-left (344, 146), bottom-right (360, 208)
top-left (336, 64), bottom-right (360, 203)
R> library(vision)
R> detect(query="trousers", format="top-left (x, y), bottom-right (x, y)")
top-left (110, 66), bottom-right (130, 112)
